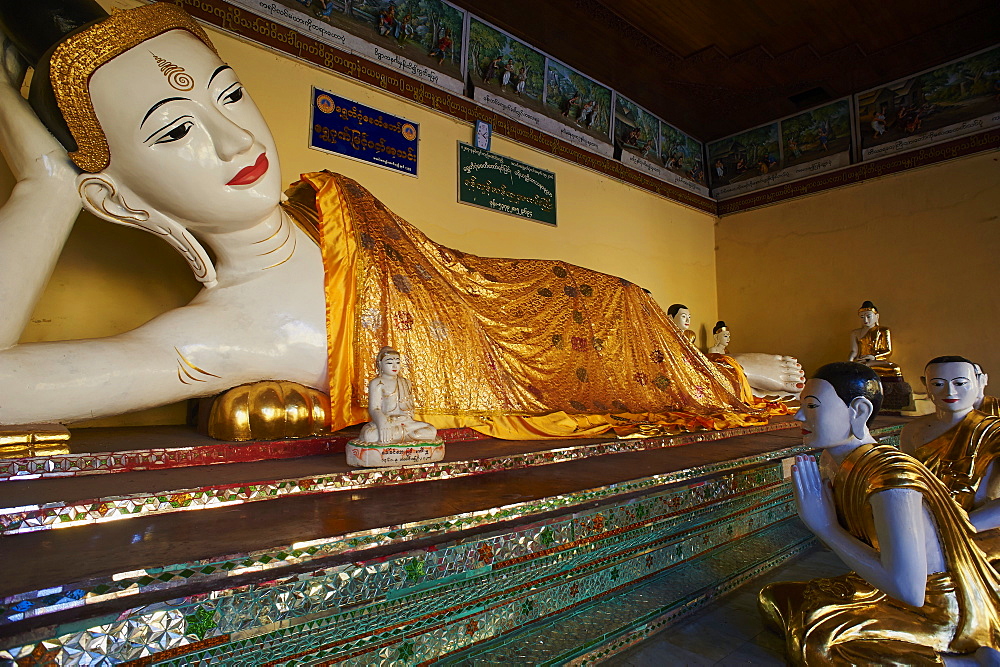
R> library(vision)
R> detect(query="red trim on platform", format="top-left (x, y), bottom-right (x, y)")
top-left (0, 428), bottom-right (487, 481)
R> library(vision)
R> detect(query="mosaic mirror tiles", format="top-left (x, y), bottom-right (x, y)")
top-left (3, 443), bottom-right (813, 665)
top-left (3, 426), bottom-right (903, 664)
top-left (0, 422), bottom-right (795, 535)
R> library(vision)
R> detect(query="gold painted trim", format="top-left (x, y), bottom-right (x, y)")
top-left (256, 223), bottom-right (293, 256)
top-left (49, 3), bottom-right (217, 173)
top-left (263, 232), bottom-right (297, 269)
top-left (174, 347), bottom-right (221, 380)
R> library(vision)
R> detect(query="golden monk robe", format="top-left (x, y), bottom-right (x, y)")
top-left (282, 172), bottom-right (769, 438)
top-left (761, 443), bottom-right (1000, 665)
top-left (981, 396), bottom-right (1000, 418)
top-left (912, 409), bottom-right (1000, 511)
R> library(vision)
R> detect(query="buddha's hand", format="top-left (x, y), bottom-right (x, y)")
top-left (733, 352), bottom-right (805, 395)
top-left (377, 420), bottom-right (401, 444)
top-left (792, 454), bottom-right (838, 537)
top-left (0, 37), bottom-right (76, 185)
top-left (1, 37), bottom-right (27, 89)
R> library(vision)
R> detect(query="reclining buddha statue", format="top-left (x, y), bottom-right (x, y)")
top-left (0, 1), bottom-right (795, 443)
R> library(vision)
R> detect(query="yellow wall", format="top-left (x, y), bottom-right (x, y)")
top-left (2, 20), bottom-right (718, 425)
top-left (716, 150), bottom-right (1000, 386)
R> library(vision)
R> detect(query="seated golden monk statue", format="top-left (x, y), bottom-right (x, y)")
top-left (760, 362), bottom-right (1000, 665)
top-left (848, 300), bottom-right (902, 378)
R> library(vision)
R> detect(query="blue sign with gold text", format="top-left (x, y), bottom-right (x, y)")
top-left (310, 88), bottom-right (419, 176)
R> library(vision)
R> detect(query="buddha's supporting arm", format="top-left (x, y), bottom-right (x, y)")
top-left (0, 301), bottom-right (302, 424)
top-left (0, 40), bottom-right (82, 348)
top-left (793, 456), bottom-right (930, 607)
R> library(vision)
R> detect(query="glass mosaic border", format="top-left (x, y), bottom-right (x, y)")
top-left (2, 425), bottom-right (901, 664)
top-left (0, 421), bottom-right (800, 535)
top-left (3, 456), bottom-right (803, 665)
top-left (1, 438), bottom-right (807, 627)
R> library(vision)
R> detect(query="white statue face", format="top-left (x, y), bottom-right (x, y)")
top-left (923, 362), bottom-right (978, 413)
top-left (379, 354), bottom-right (401, 376)
top-left (672, 308), bottom-right (691, 330)
top-left (88, 30), bottom-right (282, 233)
top-left (859, 310), bottom-right (878, 328)
top-left (795, 379), bottom-right (855, 448)
top-left (715, 329), bottom-right (731, 346)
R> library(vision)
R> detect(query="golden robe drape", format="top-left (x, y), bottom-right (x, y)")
top-left (979, 396), bottom-right (1000, 418)
top-left (856, 326), bottom-right (892, 360)
top-left (914, 409), bottom-right (1000, 511)
top-left (288, 171), bottom-right (771, 438)
top-left (760, 444), bottom-right (1000, 665)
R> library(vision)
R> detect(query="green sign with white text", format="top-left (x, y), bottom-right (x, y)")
top-left (458, 143), bottom-right (556, 226)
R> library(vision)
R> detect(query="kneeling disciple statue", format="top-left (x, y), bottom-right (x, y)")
top-left (759, 362), bottom-right (1000, 665)
top-left (347, 347), bottom-right (443, 467)
top-left (900, 357), bottom-right (1000, 533)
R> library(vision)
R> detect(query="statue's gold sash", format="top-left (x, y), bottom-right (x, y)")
top-left (914, 410), bottom-right (1000, 510)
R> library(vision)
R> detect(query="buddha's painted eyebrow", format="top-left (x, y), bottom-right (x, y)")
top-left (930, 376), bottom-right (970, 382)
top-left (803, 395), bottom-right (820, 402)
top-left (141, 97), bottom-right (187, 127)
top-left (207, 65), bottom-right (234, 88)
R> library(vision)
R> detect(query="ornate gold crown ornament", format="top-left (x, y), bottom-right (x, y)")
top-left (48, 3), bottom-right (216, 172)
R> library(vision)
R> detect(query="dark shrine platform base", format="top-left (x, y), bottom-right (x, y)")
top-left (0, 416), bottom-right (909, 663)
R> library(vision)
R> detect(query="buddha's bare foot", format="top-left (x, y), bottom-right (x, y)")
top-left (733, 353), bottom-right (805, 397)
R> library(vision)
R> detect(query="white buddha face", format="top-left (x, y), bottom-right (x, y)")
top-left (88, 30), bottom-right (282, 233)
top-left (923, 362), bottom-right (978, 413)
top-left (859, 309), bottom-right (878, 328)
top-left (379, 353), bottom-right (402, 376)
top-left (795, 378), bottom-right (855, 448)
top-left (672, 308), bottom-right (691, 330)
top-left (714, 329), bottom-right (731, 346)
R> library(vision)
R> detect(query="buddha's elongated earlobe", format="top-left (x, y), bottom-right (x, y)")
top-left (78, 174), bottom-right (218, 288)
top-left (849, 396), bottom-right (874, 440)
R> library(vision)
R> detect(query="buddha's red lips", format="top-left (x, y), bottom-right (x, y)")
top-left (943, 398), bottom-right (960, 403)
top-left (228, 153), bottom-right (268, 186)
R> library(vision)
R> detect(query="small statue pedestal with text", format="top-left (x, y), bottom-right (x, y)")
top-left (346, 439), bottom-right (445, 467)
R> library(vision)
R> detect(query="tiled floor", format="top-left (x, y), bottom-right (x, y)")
top-left (607, 546), bottom-right (850, 665)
